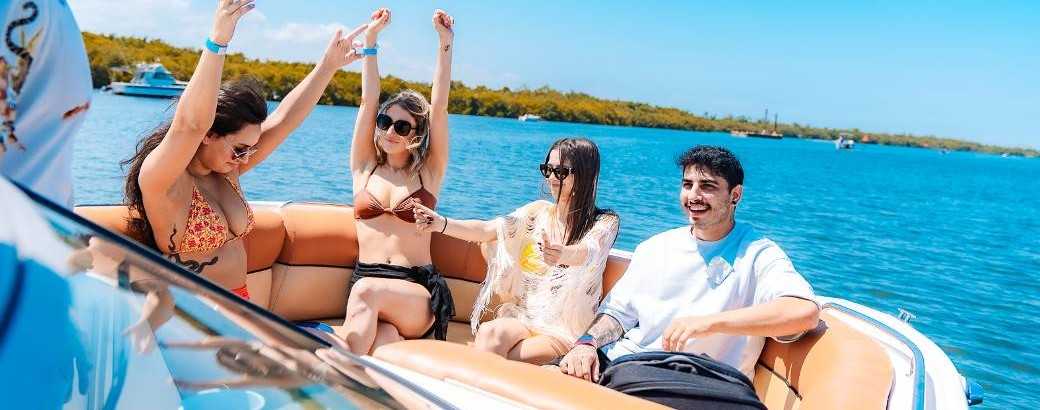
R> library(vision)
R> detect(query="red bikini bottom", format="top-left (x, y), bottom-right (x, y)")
top-left (231, 284), bottom-right (250, 300)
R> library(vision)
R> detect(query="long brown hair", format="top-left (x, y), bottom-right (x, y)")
top-left (373, 90), bottom-right (431, 173)
top-left (122, 78), bottom-right (268, 248)
top-left (545, 137), bottom-right (617, 246)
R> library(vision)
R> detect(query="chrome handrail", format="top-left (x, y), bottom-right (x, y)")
top-left (822, 301), bottom-right (926, 410)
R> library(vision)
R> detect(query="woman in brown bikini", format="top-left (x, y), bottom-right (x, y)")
top-left (336, 8), bottom-right (457, 354)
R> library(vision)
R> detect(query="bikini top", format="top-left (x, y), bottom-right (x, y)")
top-left (172, 175), bottom-right (255, 255)
top-left (353, 167), bottom-right (438, 223)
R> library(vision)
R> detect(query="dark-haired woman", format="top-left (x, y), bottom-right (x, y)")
top-left (123, 0), bottom-right (367, 299)
top-left (412, 138), bottom-right (620, 364)
top-left (336, 8), bottom-right (456, 355)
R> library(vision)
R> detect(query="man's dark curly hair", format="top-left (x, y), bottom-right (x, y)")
top-left (676, 145), bottom-right (744, 188)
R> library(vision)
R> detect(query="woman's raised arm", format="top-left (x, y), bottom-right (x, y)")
top-left (240, 24), bottom-right (367, 174)
top-left (425, 9), bottom-right (454, 180)
top-left (350, 8), bottom-right (390, 174)
top-left (140, 0), bottom-right (254, 192)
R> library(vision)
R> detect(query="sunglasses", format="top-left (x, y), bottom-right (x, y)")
top-left (376, 113), bottom-right (418, 136)
top-left (223, 139), bottom-right (258, 161)
top-left (539, 163), bottom-right (572, 180)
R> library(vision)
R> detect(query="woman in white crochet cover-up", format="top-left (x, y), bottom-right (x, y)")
top-left (413, 137), bottom-right (619, 364)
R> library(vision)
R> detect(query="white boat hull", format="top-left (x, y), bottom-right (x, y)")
top-left (817, 297), bottom-right (974, 410)
top-left (109, 82), bottom-right (185, 98)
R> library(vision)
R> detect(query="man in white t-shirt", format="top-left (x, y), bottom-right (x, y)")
top-left (0, 0), bottom-right (92, 208)
top-left (559, 145), bottom-right (820, 383)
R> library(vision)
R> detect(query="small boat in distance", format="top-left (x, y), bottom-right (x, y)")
top-left (108, 63), bottom-right (187, 98)
top-left (836, 133), bottom-right (855, 150)
top-left (730, 130), bottom-right (749, 137)
top-left (518, 114), bottom-right (542, 122)
top-left (747, 130), bottom-right (783, 139)
top-left (746, 109), bottom-right (783, 139)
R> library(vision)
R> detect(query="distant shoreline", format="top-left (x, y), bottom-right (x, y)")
top-left (82, 32), bottom-right (1038, 158)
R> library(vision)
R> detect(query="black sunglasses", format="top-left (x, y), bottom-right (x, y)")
top-left (539, 163), bottom-right (572, 180)
top-left (376, 113), bottom-right (417, 136)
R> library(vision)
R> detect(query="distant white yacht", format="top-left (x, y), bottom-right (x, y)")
top-left (518, 114), bottom-right (542, 122)
top-left (836, 133), bottom-right (856, 150)
top-left (107, 63), bottom-right (187, 98)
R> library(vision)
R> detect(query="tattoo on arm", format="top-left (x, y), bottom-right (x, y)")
top-left (442, 44), bottom-right (451, 52)
top-left (585, 314), bottom-right (624, 348)
top-left (166, 228), bottom-right (219, 274)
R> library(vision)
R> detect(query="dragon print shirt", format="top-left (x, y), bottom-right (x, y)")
top-left (1, 0), bottom-right (92, 208)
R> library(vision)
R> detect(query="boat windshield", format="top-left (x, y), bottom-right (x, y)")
top-left (152, 71), bottom-right (173, 81)
top-left (13, 186), bottom-right (447, 409)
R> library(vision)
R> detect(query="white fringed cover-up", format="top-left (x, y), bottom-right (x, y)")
top-left (471, 200), bottom-right (620, 343)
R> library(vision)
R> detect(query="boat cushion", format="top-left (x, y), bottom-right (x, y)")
top-left (74, 203), bottom-right (628, 314)
top-left (753, 311), bottom-right (893, 410)
top-left (373, 339), bottom-right (667, 410)
top-left (267, 264), bottom-right (351, 321)
top-left (275, 203), bottom-right (358, 267)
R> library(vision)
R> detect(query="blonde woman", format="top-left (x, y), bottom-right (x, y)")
top-left (337, 8), bottom-right (457, 355)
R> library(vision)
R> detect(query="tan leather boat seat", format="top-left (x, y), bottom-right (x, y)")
top-left (76, 202), bottom-right (893, 409)
top-left (374, 340), bottom-right (667, 409)
top-left (754, 310), bottom-right (894, 410)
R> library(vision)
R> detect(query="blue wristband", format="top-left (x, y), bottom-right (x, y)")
top-left (205, 38), bottom-right (227, 55)
top-left (355, 42), bottom-right (378, 56)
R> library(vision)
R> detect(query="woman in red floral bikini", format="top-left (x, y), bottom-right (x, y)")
top-left (122, 0), bottom-right (368, 299)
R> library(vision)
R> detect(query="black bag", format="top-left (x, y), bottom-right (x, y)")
top-left (599, 351), bottom-right (766, 410)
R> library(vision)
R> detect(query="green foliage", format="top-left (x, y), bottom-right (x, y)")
top-left (83, 32), bottom-right (1037, 158)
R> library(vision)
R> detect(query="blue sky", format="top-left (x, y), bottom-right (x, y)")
top-left (70, 1), bottom-right (1039, 149)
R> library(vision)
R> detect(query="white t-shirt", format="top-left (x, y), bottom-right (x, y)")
top-left (0, 0), bottom-right (92, 208)
top-left (599, 222), bottom-right (815, 379)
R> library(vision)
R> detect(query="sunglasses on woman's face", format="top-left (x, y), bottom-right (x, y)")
top-left (223, 139), bottom-right (258, 161)
top-left (539, 163), bottom-right (572, 180)
top-left (376, 113), bottom-right (417, 136)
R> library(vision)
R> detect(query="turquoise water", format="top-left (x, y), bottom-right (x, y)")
top-left (75, 92), bottom-right (1038, 408)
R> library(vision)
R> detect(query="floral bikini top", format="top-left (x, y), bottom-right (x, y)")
top-left (172, 176), bottom-right (255, 255)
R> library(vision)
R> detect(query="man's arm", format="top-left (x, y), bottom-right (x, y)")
top-left (560, 239), bottom-right (649, 382)
top-left (585, 313), bottom-right (625, 348)
top-left (662, 296), bottom-right (819, 351)
top-left (559, 313), bottom-right (625, 382)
